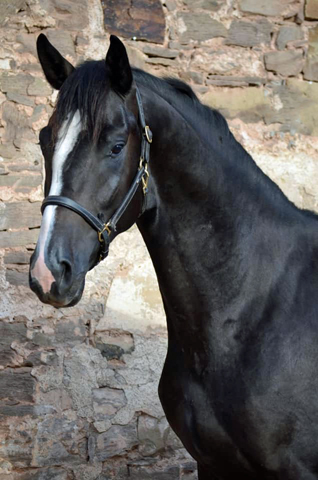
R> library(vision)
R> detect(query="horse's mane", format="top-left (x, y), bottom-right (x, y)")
top-left (133, 68), bottom-right (231, 146)
top-left (53, 60), bottom-right (230, 147)
top-left (52, 59), bottom-right (318, 221)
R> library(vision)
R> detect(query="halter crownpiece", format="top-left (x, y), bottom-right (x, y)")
top-left (41, 86), bottom-right (152, 263)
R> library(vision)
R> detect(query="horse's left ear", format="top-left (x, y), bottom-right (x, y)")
top-left (106, 35), bottom-right (133, 96)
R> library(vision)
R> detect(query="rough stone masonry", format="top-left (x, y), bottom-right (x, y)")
top-left (1, 0), bottom-right (318, 479)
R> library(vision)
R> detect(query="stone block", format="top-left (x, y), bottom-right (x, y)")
top-left (103, 0), bottom-right (165, 44)
top-left (276, 25), bottom-right (303, 50)
top-left (226, 19), bottom-right (273, 47)
top-left (305, 0), bottom-right (318, 19)
top-left (145, 57), bottom-right (176, 67)
top-left (0, 174), bottom-right (42, 188)
top-left (0, 322), bottom-right (27, 367)
top-left (128, 464), bottom-right (180, 479)
top-left (304, 26), bottom-right (318, 81)
top-left (206, 75), bottom-right (266, 87)
top-left (264, 50), bottom-right (304, 76)
top-left (6, 93), bottom-right (35, 107)
top-left (46, 30), bottom-right (75, 58)
top-left (12, 468), bottom-right (68, 480)
top-left (95, 330), bottom-right (134, 360)
top-left (177, 13), bottom-right (227, 43)
top-left (0, 73), bottom-right (33, 95)
top-left (138, 414), bottom-right (169, 456)
top-left (27, 78), bottom-right (52, 97)
top-left (92, 424), bottom-right (138, 460)
top-left (6, 269), bottom-right (29, 287)
top-left (4, 250), bottom-right (31, 264)
top-left (55, 319), bottom-right (86, 345)
top-left (263, 78), bottom-right (318, 135)
top-left (0, 0), bottom-right (25, 26)
top-left (53, 0), bottom-right (89, 31)
top-left (0, 202), bottom-right (41, 230)
top-left (202, 87), bottom-right (270, 123)
top-left (92, 387), bottom-right (127, 421)
top-left (0, 368), bottom-right (34, 403)
top-left (191, 48), bottom-right (266, 77)
top-left (239, 0), bottom-right (296, 16)
top-left (0, 229), bottom-right (39, 248)
top-left (143, 45), bottom-right (179, 59)
top-left (183, 0), bottom-right (223, 9)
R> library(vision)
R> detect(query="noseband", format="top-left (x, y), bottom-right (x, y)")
top-left (41, 87), bottom-right (152, 263)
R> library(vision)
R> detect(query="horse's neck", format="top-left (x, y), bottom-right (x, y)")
top-left (136, 88), bottom-right (297, 334)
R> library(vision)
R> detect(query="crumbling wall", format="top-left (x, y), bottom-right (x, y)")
top-left (1, 1), bottom-right (318, 479)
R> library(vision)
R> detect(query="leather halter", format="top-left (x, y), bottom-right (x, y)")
top-left (41, 87), bottom-right (152, 263)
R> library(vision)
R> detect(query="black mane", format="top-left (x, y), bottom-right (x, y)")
top-left (53, 60), bottom-right (230, 145)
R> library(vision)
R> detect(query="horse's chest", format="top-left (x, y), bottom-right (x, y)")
top-left (158, 348), bottom-right (255, 476)
top-left (159, 353), bottom-right (239, 467)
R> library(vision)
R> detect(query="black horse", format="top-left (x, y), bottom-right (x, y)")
top-left (29, 34), bottom-right (318, 479)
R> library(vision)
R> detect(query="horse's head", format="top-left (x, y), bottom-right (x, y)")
top-left (29, 34), bottom-right (148, 308)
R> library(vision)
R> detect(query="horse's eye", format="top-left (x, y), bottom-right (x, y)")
top-left (111, 143), bottom-right (124, 156)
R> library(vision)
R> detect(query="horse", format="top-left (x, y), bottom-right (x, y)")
top-left (29, 33), bottom-right (318, 479)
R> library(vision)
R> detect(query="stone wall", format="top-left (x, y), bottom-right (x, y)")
top-left (1, 0), bottom-right (318, 479)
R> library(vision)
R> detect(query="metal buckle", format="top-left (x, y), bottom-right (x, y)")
top-left (98, 222), bottom-right (111, 243)
top-left (144, 125), bottom-right (152, 144)
top-left (141, 163), bottom-right (149, 195)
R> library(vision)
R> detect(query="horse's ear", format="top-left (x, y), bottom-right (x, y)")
top-left (105, 35), bottom-right (133, 96)
top-left (37, 33), bottom-right (75, 90)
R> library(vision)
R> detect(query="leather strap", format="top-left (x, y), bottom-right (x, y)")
top-left (41, 85), bottom-right (152, 263)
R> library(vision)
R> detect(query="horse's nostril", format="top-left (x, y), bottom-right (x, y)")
top-left (60, 259), bottom-right (73, 285)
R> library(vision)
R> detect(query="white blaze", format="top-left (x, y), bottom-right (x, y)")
top-left (31, 111), bottom-right (82, 293)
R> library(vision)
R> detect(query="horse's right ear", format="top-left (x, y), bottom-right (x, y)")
top-left (36, 34), bottom-right (75, 90)
top-left (105, 35), bottom-right (133, 96)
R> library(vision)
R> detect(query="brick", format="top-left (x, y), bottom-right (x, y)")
top-left (177, 13), bottom-right (227, 43)
top-left (264, 50), bottom-right (304, 76)
top-left (226, 19), bottom-right (273, 47)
